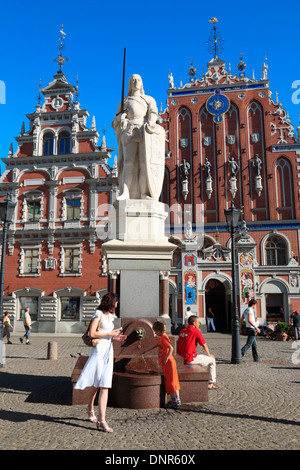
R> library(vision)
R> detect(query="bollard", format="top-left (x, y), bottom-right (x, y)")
top-left (47, 341), bottom-right (58, 360)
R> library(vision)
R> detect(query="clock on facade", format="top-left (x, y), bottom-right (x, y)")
top-left (51, 97), bottom-right (64, 110)
top-left (205, 89), bottom-right (230, 123)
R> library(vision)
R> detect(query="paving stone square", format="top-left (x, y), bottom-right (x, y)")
top-left (0, 332), bottom-right (299, 452)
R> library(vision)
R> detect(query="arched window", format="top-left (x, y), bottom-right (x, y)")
top-left (58, 132), bottom-right (71, 155)
top-left (43, 133), bottom-right (54, 156)
top-left (275, 157), bottom-right (293, 208)
top-left (265, 235), bottom-right (287, 266)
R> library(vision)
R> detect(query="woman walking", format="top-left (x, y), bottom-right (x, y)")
top-left (3, 311), bottom-right (13, 344)
top-left (74, 292), bottom-right (126, 432)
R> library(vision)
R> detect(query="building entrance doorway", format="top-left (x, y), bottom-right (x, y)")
top-left (266, 293), bottom-right (284, 323)
top-left (205, 279), bottom-right (227, 331)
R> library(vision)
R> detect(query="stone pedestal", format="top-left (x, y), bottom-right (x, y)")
top-left (114, 199), bottom-right (168, 243)
top-left (102, 199), bottom-right (175, 324)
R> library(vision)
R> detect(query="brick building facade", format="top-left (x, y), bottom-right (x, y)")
top-left (2, 30), bottom-right (300, 334)
top-left (160, 52), bottom-right (300, 331)
top-left (0, 69), bottom-right (118, 333)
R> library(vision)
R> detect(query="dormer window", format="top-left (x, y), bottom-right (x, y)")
top-left (59, 132), bottom-right (71, 155)
top-left (43, 133), bottom-right (54, 156)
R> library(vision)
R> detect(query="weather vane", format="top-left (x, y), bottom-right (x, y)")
top-left (37, 78), bottom-right (42, 105)
top-left (188, 59), bottom-right (197, 82)
top-left (206, 17), bottom-right (224, 60)
top-left (237, 53), bottom-right (247, 77)
top-left (53, 24), bottom-right (69, 70)
top-left (75, 75), bottom-right (80, 101)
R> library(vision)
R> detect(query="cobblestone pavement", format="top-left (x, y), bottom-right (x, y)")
top-left (0, 332), bottom-right (299, 452)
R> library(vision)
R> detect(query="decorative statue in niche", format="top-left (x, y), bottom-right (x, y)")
top-left (203, 157), bottom-right (213, 199)
top-left (228, 155), bottom-right (239, 178)
top-left (253, 154), bottom-right (263, 197)
top-left (112, 74), bottom-right (165, 201)
top-left (180, 159), bottom-right (190, 180)
top-left (203, 157), bottom-right (211, 180)
top-left (253, 154), bottom-right (262, 176)
top-left (180, 159), bottom-right (190, 200)
top-left (228, 155), bottom-right (239, 198)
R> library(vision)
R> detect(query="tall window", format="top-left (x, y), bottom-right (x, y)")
top-left (27, 200), bottom-right (41, 221)
top-left (64, 248), bottom-right (79, 273)
top-left (275, 157), bottom-right (293, 211)
top-left (59, 132), bottom-right (71, 155)
top-left (43, 133), bottom-right (54, 156)
top-left (265, 235), bottom-right (287, 266)
top-left (24, 249), bottom-right (39, 274)
top-left (66, 198), bottom-right (81, 220)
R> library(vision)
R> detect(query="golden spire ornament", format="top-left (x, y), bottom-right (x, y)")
top-left (53, 24), bottom-right (69, 71)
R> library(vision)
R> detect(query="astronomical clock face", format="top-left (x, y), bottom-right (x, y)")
top-left (206, 90), bottom-right (230, 123)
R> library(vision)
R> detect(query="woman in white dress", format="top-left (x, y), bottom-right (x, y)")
top-left (75, 292), bottom-right (126, 432)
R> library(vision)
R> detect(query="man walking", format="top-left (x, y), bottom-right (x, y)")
top-left (20, 307), bottom-right (32, 345)
top-left (239, 300), bottom-right (260, 361)
top-left (207, 307), bottom-right (216, 332)
top-left (291, 310), bottom-right (300, 341)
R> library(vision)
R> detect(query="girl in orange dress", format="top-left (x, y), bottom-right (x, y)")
top-left (153, 320), bottom-right (181, 408)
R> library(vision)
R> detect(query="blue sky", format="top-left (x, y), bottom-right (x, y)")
top-left (1, 0), bottom-right (300, 173)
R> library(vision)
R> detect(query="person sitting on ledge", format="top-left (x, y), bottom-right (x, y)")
top-left (177, 315), bottom-right (218, 390)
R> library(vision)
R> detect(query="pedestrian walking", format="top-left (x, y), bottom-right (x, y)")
top-left (239, 299), bottom-right (260, 361)
top-left (74, 292), bottom-right (126, 433)
top-left (184, 307), bottom-right (193, 327)
top-left (207, 307), bottom-right (216, 332)
top-left (177, 315), bottom-right (218, 390)
top-left (153, 320), bottom-right (181, 408)
top-left (20, 307), bottom-right (32, 344)
top-left (3, 311), bottom-right (13, 344)
top-left (291, 310), bottom-right (300, 341)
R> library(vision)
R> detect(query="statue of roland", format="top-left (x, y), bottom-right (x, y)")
top-left (112, 74), bottom-right (165, 201)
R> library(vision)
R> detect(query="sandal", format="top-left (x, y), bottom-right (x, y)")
top-left (86, 407), bottom-right (97, 423)
top-left (96, 420), bottom-right (113, 433)
top-left (208, 383), bottom-right (218, 390)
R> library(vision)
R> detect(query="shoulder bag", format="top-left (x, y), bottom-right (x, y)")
top-left (82, 312), bottom-right (102, 347)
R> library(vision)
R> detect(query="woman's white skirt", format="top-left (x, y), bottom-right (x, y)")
top-left (75, 339), bottom-right (113, 389)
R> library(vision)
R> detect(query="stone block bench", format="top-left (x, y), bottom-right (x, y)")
top-left (71, 354), bottom-right (209, 408)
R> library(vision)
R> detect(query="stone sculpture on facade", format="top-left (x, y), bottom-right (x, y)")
top-left (228, 155), bottom-right (239, 197)
top-left (253, 153), bottom-right (263, 197)
top-left (203, 157), bottom-right (213, 199)
top-left (180, 159), bottom-right (190, 200)
top-left (112, 74), bottom-right (165, 201)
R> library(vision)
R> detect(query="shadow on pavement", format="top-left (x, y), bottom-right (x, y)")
top-left (0, 371), bottom-right (72, 405)
top-left (177, 404), bottom-right (300, 427)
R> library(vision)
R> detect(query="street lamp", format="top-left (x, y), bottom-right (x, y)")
top-left (0, 197), bottom-right (16, 368)
top-left (224, 200), bottom-right (243, 364)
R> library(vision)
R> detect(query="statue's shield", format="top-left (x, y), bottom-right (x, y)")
top-left (143, 126), bottom-right (165, 200)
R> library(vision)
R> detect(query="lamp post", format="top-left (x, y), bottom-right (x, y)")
top-left (224, 200), bottom-right (243, 364)
top-left (0, 197), bottom-right (16, 368)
